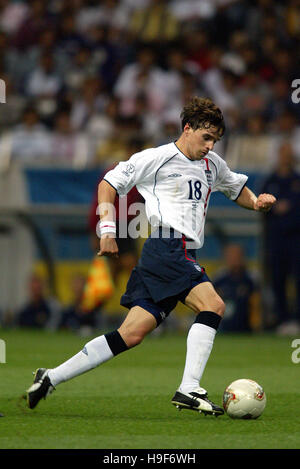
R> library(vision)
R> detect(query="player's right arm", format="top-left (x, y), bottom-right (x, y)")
top-left (97, 179), bottom-right (119, 258)
top-left (98, 147), bottom-right (166, 256)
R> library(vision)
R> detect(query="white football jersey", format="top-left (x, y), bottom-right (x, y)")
top-left (104, 142), bottom-right (248, 248)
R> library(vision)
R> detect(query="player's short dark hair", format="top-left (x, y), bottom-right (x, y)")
top-left (180, 96), bottom-right (225, 137)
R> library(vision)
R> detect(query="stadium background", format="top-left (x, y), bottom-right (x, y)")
top-left (0, 0), bottom-right (299, 331)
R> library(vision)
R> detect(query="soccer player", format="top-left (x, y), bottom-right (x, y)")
top-left (25, 97), bottom-right (276, 415)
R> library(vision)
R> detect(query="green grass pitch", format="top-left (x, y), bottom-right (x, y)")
top-left (0, 328), bottom-right (299, 449)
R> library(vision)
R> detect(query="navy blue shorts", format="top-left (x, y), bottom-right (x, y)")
top-left (120, 227), bottom-right (210, 326)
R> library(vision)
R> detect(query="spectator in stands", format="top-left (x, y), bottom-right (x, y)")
top-left (225, 113), bottom-right (275, 170)
top-left (114, 45), bottom-right (166, 117)
top-left (70, 76), bottom-right (107, 131)
top-left (246, 0), bottom-right (286, 44)
top-left (83, 25), bottom-right (124, 89)
top-left (10, 107), bottom-right (51, 164)
top-left (271, 47), bottom-right (296, 83)
top-left (214, 244), bottom-right (261, 332)
top-left (17, 273), bottom-right (61, 329)
top-left (26, 51), bottom-right (62, 99)
top-left (51, 110), bottom-right (90, 168)
top-left (127, 0), bottom-right (179, 45)
top-left (204, 65), bottom-right (242, 132)
top-left (94, 115), bottom-right (143, 166)
top-left (59, 274), bottom-right (97, 334)
top-left (266, 76), bottom-right (299, 122)
top-left (200, 44), bottom-right (243, 133)
top-left (260, 141), bottom-right (300, 335)
top-left (91, 0), bottom-right (128, 31)
top-left (74, 0), bottom-right (129, 33)
top-left (162, 45), bottom-right (201, 114)
top-left (25, 29), bottom-right (59, 72)
top-left (236, 65), bottom-right (272, 120)
top-left (130, 93), bottom-right (159, 140)
top-left (259, 33), bottom-right (278, 81)
top-left (86, 96), bottom-right (120, 143)
top-left (8, 29), bottom-right (61, 94)
top-left (12, 0), bottom-right (51, 51)
top-left (271, 111), bottom-right (300, 166)
top-left (85, 96), bottom-right (120, 158)
top-left (184, 28), bottom-right (212, 73)
top-left (0, 0), bottom-right (29, 37)
top-left (220, 29), bottom-right (248, 77)
top-left (56, 13), bottom-right (85, 59)
top-left (25, 51), bottom-right (62, 123)
top-left (121, 0), bottom-right (150, 9)
top-left (154, 108), bottom-right (181, 146)
top-left (286, 0), bottom-right (300, 39)
top-left (63, 46), bottom-right (95, 93)
top-left (27, 29), bottom-right (68, 80)
top-left (170, 0), bottom-right (217, 24)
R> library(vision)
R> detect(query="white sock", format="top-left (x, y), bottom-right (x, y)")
top-left (48, 335), bottom-right (114, 387)
top-left (179, 323), bottom-right (217, 394)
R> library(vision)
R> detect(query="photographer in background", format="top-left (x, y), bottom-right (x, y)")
top-left (214, 244), bottom-right (261, 333)
top-left (261, 141), bottom-right (300, 335)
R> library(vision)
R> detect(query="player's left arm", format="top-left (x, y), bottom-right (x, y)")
top-left (235, 186), bottom-right (276, 212)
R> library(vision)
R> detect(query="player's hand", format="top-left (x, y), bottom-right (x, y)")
top-left (254, 193), bottom-right (276, 212)
top-left (97, 236), bottom-right (119, 258)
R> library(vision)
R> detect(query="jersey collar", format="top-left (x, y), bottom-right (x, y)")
top-left (173, 141), bottom-right (195, 161)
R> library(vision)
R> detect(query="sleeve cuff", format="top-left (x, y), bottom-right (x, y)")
top-left (233, 178), bottom-right (248, 201)
top-left (103, 178), bottom-right (119, 195)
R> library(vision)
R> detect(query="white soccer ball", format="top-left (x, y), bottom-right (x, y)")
top-left (223, 379), bottom-right (266, 419)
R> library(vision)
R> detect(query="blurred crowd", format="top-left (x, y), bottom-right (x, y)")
top-left (0, 0), bottom-right (299, 335)
top-left (14, 244), bottom-right (263, 335)
top-left (0, 0), bottom-right (299, 170)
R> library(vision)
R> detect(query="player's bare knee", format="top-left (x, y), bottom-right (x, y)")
top-left (125, 332), bottom-right (145, 348)
top-left (119, 326), bottom-right (146, 348)
top-left (215, 298), bottom-right (225, 318)
top-left (194, 296), bottom-right (225, 317)
top-left (202, 296), bottom-right (225, 318)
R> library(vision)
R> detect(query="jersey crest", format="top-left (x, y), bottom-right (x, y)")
top-left (205, 169), bottom-right (213, 186)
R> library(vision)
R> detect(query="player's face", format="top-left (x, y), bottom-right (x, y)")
top-left (185, 125), bottom-right (220, 160)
